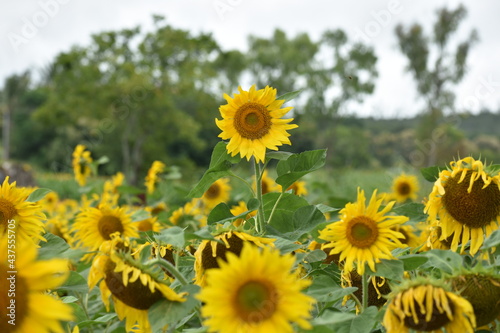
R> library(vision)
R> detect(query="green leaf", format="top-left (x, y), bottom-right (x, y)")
top-left (392, 203), bottom-right (427, 223)
top-left (283, 205), bottom-right (326, 240)
top-left (149, 284), bottom-right (200, 332)
top-left (306, 275), bottom-right (355, 303)
top-left (38, 233), bottom-right (70, 260)
top-left (482, 228), bottom-right (500, 249)
top-left (26, 188), bottom-right (52, 202)
top-left (399, 254), bottom-right (429, 270)
top-left (246, 198), bottom-right (260, 210)
top-left (266, 151), bottom-right (294, 161)
top-left (304, 249), bottom-right (327, 263)
top-left (131, 209), bottom-right (151, 222)
top-left (421, 249), bottom-right (463, 274)
top-left (276, 149), bottom-right (327, 190)
top-left (207, 202), bottom-right (234, 225)
top-left (315, 204), bottom-right (341, 215)
top-left (57, 271), bottom-right (89, 293)
top-left (420, 165), bottom-right (447, 182)
top-left (187, 143), bottom-right (241, 198)
top-left (61, 296), bottom-right (78, 303)
top-left (155, 226), bottom-right (185, 248)
top-left (331, 306), bottom-right (378, 333)
top-left (367, 259), bottom-right (404, 280)
top-left (95, 155), bottom-right (110, 165)
top-left (276, 89), bottom-right (303, 103)
top-left (273, 236), bottom-right (303, 254)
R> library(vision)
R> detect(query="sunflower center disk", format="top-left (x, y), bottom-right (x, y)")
top-left (234, 280), bottom-right (277, 323)
top-left (0, 198), bottom-right (18, 227)
top-left (104, 260), bottom-right (163, 310)
top-left (98, 215), bottom-right (125, 240)
top-left (403, 294), bottom-right (453, 331)
top-left (397, 182), bottom-right (411, 196)
top-left (0, 264), bottom-right (29, 333)
top-left (346, 216), bottom-right (379, 248)
top-left (205, 184), bottom-right (221, 199)
top-left (233, 103), bottom-right (272, 140)
top-left (442, 171), bottom-right (500, 228)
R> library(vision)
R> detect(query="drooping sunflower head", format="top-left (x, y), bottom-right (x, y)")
top-left (391, 173), bottom-right (420, 203)
top-left (73, 204), bottom-right (138, 256)
top-left (0, 177), bottom-right (46, 244)
top-left (216, 85), bottom-right (298, 163)
top-left (0, 237), bottom-right (73, 333)
top-left (144, 160), bottom-right (166, 194)
top-left (319, 188), bottom-right (407, 275)
top-left (197, 243), bottom-right (315, 333)
top-left (448, 268), bottom-right (500, 327)
top-left (425, 157), bottom-right (500, 255)
top-left (383, 278), bottom-right (476, 333)
top-left (89, 236), bottom-right (187, 333)
top-left (72, 144), bottom-right (93, 186)
top-left (194, 230), bottom-right (275, 286)
top-left (202, 178), bottom-right (231, 210)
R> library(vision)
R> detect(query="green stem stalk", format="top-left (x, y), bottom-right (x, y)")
top-left (153, 259), bottom-right (189, 286)
top-left (254, 160), bottom-right (266, 234)
top-left (267, 191), bottom-right (284, 225)
top-left (362, 272), bottom-right (369, 312)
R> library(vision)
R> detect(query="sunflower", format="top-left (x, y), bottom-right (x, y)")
top-left (73, 204), bottom-right (138, 255)
top-left (448, 269), bottom-right (500, 327)
top-left (0, 177), bottom-right (46, 244)
top-left (253, 170), bottom-right (280, 195)
top-left (136, 216), bottom-right (162, 233)
top-left (202, 178), bottom-right (231, 210)
top-left (383, 279), bottom-right (476, 333)
top-left (284, 180), bottom-right (308, 196)
top-left (319, 188), bottom-right (407, 275)
top-left (194, 230), bottom-right (275, 286)
top-left (144, 161), bottom-right (166, 194)
top-left (389, 173), bottom-right (420, 203)
top-left (101, 172), bottom-right (125, 207)
top-left (216, 85), bottom-right (298, 163)
top-left (425, 157), bottom-right (500, 255)
top-left (0, 237), bottom-right (73, 333)
top-left (393, 224), bottom-right (422, 249)
top-left (169, 198), bottom-right (207, 230)
top-left (197, 243), bottom-right (315, 333)
top-left (72, 144), bottom-right (93, 186)
top-left (230, 201), bottom-right (257, 227)
top-left (88, 236), bottom-right (187, 333)
top-left (145, 201), bottom-right (168, 216)
top-left (342, 269), bottom-right (391, 309)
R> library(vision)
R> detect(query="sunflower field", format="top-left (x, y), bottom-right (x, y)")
top-left (1, 85), bottom-right (500, 333)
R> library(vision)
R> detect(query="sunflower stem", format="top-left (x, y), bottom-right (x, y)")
top-left (362, 272), bottom-right (369, 312)
top-left (254, 160), bottom-right (266, 234)
top-left (267, 191), bottom-right (284, 225)
top-left (153, 258), bottom-right (189, 286)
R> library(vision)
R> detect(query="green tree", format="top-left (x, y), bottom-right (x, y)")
top-left (395, 4), bottom-right (478, 166)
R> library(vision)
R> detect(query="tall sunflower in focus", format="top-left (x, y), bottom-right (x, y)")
top-left (319, 188), bottom-right (407, 275)
top-left (89, 236), bottom-right (186, 333)
top-left (0, 177), bottom-right (46, 244)
top-left (197, 243), bottom-right (315, 333)
top-left (0, 237), bottom-right (73, 333)
top-left (73, 205), bottom-right (138, 255)
top-left (145, 161), bottom-right (166, 194)
top-left (202, 178), bottom-right (231, 210)
top-left (216, 85), bottom-right (298, 163)
top-left (425, 157), bottom-right (500, 255)
top-left (72, 144), bottom-right (93, 186)
top-left (383, 279), bottom-right (476, 333)
top-left (194, 230), bottom-right (275, 286)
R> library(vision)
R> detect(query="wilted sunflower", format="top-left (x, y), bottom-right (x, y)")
top-left (448, 269), bottom-right (500, 327)
top-left (390, 173), bottom-right (420, 203)
top-left (73, 205), bottom-right (138, 255)
top-left (230, 201), bottom-right (257, 227)
top-left (319, 188), bottom-right (407, 275)
top-left (88, 236), bottom-right (186, 333)
top-left (0, 177), bottom-right (46, 244)
top-left (202, 178), bottom-right (231, 210)
top-left (0, 237), bottom-right (73, 333)
top-left (144, 160), bottom-right (166, 194)
top-left (216, 85), bottom-right (298, 163)
top-left (197, 243), bottom-right (315, 333)
top-left (194, 230), bottom-right (275, 286)
top-left (425, 157), bottom-right (500, 255)
top-left (383, 279), bottom-right (476, 333)
top-left (72, 144), bottom-right (93, 186)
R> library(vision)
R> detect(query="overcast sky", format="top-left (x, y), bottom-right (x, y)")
top-left (1, 0), bottom-right (499, 118)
